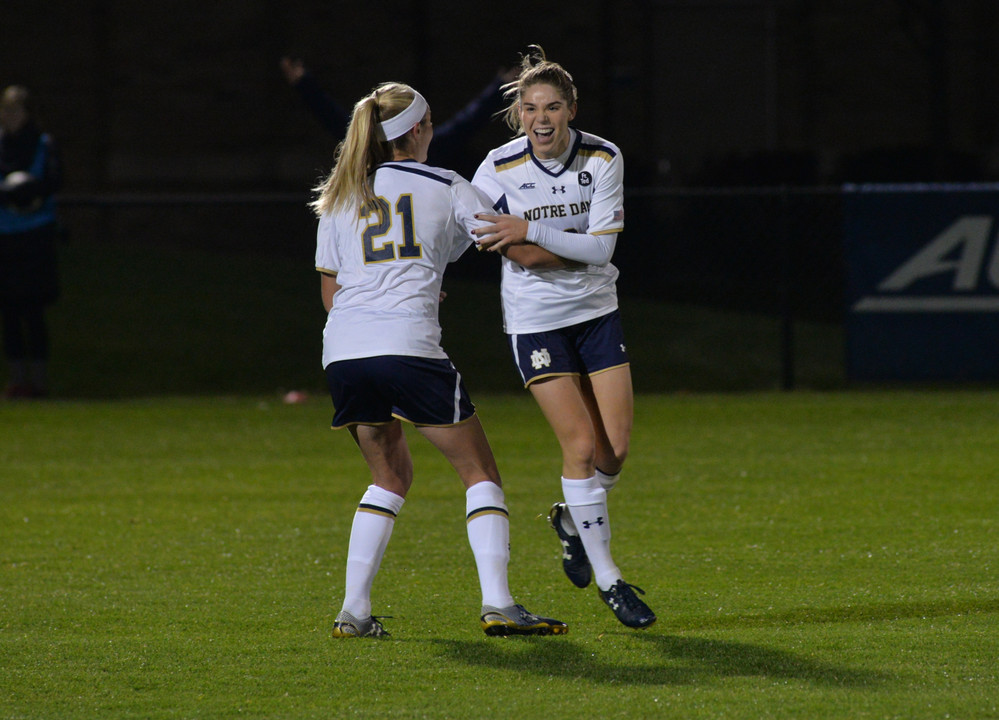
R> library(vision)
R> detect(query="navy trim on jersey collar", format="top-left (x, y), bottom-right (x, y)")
top-left (491, 146), bottom-right (531, 172)
top-left (525, 129), bottom-right (582, 178)
top-left (491, 129), bottom-right (594, 179)
top-left (379, 161), bottom-right (452, 185)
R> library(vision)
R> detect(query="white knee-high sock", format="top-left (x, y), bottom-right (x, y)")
top-left (562, 476), bottom-right (621, 591)
top-left (465, 481), bottom-right (515, 609)
top-left (341, 484), bottom-right (405, 619)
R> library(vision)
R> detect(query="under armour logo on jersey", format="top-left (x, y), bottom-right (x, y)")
top-left (620, 344), bottom-right (627, 352)
top-left (552, 185), bottom-right (566, 194)
top-left (530, 348), bottom-right (551, 370)
top-left (581, 517), bottom-right (605, 529)
top-left (519, 182), bottom-right (536, 190)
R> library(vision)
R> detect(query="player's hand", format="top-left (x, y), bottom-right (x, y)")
top-left (473, 213), bottom-right (529, 252)
top-left (280, 57), bottom-right (306, 84)
top-left (498, 66), bottom-right (519, 84)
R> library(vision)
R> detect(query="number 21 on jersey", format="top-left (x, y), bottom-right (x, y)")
top-left (361, 194), bottom-right (421, 263)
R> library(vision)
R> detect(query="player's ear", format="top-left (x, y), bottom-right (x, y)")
top-left (568, 102), bottom-right (577, 122)
top-left (405, 123), bottom-right (421, 146)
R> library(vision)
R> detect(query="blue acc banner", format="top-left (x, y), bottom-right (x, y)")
top-left (844, 184), bottom-right (999, 381)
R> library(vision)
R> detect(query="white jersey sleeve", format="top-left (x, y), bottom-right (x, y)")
top-left (448, 176), bottom-right (495, 262)
top-left (582, 140), bottom-right (625, 236)
top-left (526, 221), bottom-right (617, 266)
top-left (471, 158), bottom-right (507, 212)
top-left (315, 212), bottom-right (340, 275)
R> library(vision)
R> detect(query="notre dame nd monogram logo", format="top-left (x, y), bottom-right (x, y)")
top-left (530, 348), bottom-right (552, 370)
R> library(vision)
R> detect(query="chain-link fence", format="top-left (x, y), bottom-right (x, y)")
top-left (49, 188), bottom-right (846, 397)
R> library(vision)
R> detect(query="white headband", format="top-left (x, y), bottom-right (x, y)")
top-left (377, 90), bottom-right (428, 141)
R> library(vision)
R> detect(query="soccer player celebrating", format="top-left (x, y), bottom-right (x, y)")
top-left (472, 46), bottom-right (656, 629)
top-left (313, 81), bottom-right (566, 638)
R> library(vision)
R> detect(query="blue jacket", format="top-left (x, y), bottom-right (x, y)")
top-left (0, 128), bottom-right (60, 234)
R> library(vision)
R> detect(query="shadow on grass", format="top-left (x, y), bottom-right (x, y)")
top-left (430, 633), bottom-right (886, 688)
top-left (681, 596), bottom-right (999, 631)
top-left (426, 596), bottom-right (999, 687)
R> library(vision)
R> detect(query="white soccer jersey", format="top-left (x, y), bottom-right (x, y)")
top-left (472, 128), bottom-right (624, 333)
top-left (316, 161), bottom-right (493, 366)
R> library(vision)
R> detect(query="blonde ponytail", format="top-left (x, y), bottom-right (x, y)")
top-left (311, 83), bottom-right (422, 216)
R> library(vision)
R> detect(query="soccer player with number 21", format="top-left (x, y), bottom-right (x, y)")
top-left (472, 45), bottom-right (656, 629)
top-left (313, 81), bottom-right (567, 638)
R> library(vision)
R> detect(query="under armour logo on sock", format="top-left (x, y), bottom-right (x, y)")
top-left (581, 517), bottom-right (605, 529)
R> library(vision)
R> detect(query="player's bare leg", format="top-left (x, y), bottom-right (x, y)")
top-left (418, 417), bottom-right (567, 636)
top-left (528, 375), bottom-right (596, 479)
top-left (531, 374), bottom-right (654, 627)
top-left (580, 365), bottom-right (633, 479)
top-left (351, 420), bottom-right (414, 497)
top-left (333, 421), bottom-right (411, 638)
top-left (416, 416), bottom-right (500, 489)
top-left (580, 365), bottom-right (653, 626)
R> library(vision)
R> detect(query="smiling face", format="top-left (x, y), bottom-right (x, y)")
top-left (519, 83), bottom-right (576, 160)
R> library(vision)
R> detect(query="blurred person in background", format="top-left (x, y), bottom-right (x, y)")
top-left (0, 85), bottom-right (63, 399)
top-left (281, 56), bottom-right (516, 177)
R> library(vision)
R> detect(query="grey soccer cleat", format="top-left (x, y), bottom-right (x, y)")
top-left (331, 610), bottom-right (390, 638)
top-left (599, 580), bottom-right (657, 629)
top-left (548, 502), bottom-right (592, 588)
top-left (480, 604), bottom-right (568, 636)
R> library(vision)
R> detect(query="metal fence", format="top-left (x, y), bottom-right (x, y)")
top-left (55, 188), bottom-right (847, 393)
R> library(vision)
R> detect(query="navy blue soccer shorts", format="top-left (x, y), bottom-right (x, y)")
top-left (508, 309), bottom-right (630, 387)
top-left (325, 355), bottom-right (476, 429)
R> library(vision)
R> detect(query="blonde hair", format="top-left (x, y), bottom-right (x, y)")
top-left (500, 45), bottom-right (578, 135)
top-left (311, 82), bottom-right (422, 216)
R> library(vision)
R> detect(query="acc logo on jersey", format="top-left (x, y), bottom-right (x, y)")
top-left (579, 171), bottom-right (592, 187)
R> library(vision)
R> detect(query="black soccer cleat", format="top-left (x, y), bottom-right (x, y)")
top-left (599, 580), bottom-right (657, 629)
top-left (548, 502), bottom-right (592, 588)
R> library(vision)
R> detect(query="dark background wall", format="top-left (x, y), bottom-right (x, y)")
top-left (3, 1), bottom-right (997, 395)
top-left (4, 0), bottom-right (997, 193)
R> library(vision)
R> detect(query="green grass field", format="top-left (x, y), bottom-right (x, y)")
top-left (3, 391), bottom-right (997, 719)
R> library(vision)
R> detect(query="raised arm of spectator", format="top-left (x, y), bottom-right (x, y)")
top-left (280, 57), bottom-right (351, 139)
top-left (431, 67), bottom-right (517, 156)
